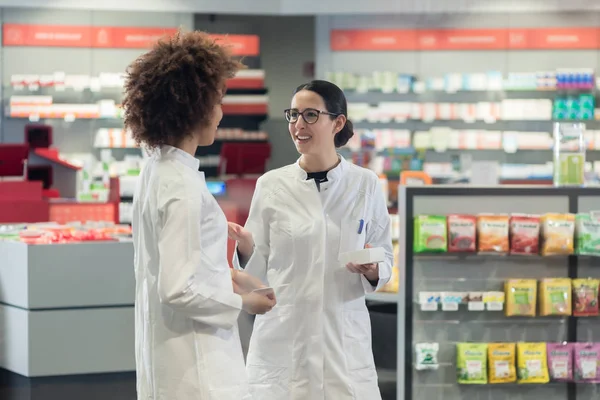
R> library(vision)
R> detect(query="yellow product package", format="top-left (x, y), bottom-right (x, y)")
top-left (541, 213), bottom-right (575, 256)
top-left (505, 279), bottom-right (537, 317)
top-left (539, 278), bottom-right (572, 316)
top-left (488, 343), bottom-right (517, 383)
top-left (517, 342), bottom-right (550, 384)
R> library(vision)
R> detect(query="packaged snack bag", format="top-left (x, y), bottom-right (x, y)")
top-left (488, 343), bottom-right (517, 383)
top-left (414, 215), bottom-right (447, 253)
top-left (572, 278), bottom-right (600, 317)
top-left (477, 214), bottom-right (509, 253)
top-left (456, 343), bottom-right (488, 384)
top-left (547, 342), bottom-right (573, 381)
top-left (574, 343), bottom-right (600, 383)
top-left (505, 279), bottom-right (537, 317)
top-left (415, 342), bottom-right (439, 371)
top-left (447, 214), bottom-right (477, 252)
top-left (539, 278), bottom-right (572, 316)
top-left (541, 213), bottom-right (575, 256)
top-left (510, 214), bottom-right (541, 255)
top-left (575, 213), bottom-right (600, 256)
top-left (517, 342), bottom-right (550, 383)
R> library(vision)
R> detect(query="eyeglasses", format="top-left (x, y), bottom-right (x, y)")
top-left (284, 108), bottom-right (340, 124)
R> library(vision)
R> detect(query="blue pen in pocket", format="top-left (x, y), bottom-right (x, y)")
top-left (358, 219), bottom-right (364, 234)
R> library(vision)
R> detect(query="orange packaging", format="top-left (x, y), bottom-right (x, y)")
top-left (477, 214), bottom-right (510, 254)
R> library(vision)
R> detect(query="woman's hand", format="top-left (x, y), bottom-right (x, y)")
top-left (227, 222), bottom-right (254, 259)
top-left (231, 269), bottom-right (267, 295)
top-left (345, 244), bottom-right (380, 282)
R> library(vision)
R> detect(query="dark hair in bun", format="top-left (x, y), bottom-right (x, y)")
top-left (293, 80), bottom-right (354, 148)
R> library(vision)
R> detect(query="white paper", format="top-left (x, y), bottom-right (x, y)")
top-left (421, 303), bottom-right (438, 311)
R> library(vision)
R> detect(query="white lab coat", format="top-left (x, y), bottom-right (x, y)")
top-left (234, 156), bottom-right (393, 400)
top-left (132, 145), bottom-right (251, 400)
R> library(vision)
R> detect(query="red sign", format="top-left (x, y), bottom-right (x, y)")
top-left (91, 27), bottom-right (177, 48)
top-left (418, 29), bottom-right (508, 50)
top-left (2, 24), bottom-right (261, 55)
top-left (3, 24), bottom-right (93, 47)
top-left (331, 29), bottom-right (417, 51)
top-left (331, 27), bottom-right (600, 51)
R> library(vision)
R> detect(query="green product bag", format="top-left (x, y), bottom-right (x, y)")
top-left (413, 215), bottom-right (447, 253)
top-left (576, 213), bottom-right (600, 256)
top-left (457, 343), bottom-right (488, 384)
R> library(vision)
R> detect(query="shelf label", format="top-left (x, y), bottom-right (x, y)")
top-left (420, 303), bottom-right (438, 312)
top-left (28, 114), bottom-right (40, 122)
top-left (486, 302), bottom-right (504, 311)
top-left (64, 113), bottom-right (75, 122)
top-left (442, 302), bottom-right (459, 311)
top-left (468, 302), bottom-right (485, 311)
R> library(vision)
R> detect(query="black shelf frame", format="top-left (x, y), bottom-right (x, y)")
top-left (402, 186), bottom-right (600, 400)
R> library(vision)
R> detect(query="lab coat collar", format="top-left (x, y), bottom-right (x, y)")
top-left (159, 145), bottom-right (201, 172)
top-left (292, 154), bottom-right (347, 182)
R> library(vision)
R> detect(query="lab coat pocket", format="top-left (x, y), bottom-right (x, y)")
top-left (339, 218), bottom-right (367, 255)
top-left (343, 309), bottom-right (375, 373)
top-left (269, 219), bottom-right (293, 265)
top-left (247, 305), bottom-right (293, 368)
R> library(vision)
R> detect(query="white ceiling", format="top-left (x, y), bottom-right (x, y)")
top-left (0, 0), bottom-right (598, 14)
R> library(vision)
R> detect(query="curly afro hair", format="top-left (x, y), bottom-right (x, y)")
top-left (122, 29), bottom-right (243, 149)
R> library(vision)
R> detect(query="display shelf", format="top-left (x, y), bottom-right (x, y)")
top-left (366, 292), bottom-right (399, 303)
top-left (396, 186), bottom-right (600, 400)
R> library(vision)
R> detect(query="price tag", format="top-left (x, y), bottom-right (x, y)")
top-left (28, 84), bottom-right (40, 91)
top-left (64, 113), bottom-right (76, 122)
top-left (28, 114), bottom-right (40, 122)
top-left (73, 85), bottom-right (85, 92)
top-left (442, 302), bottom-right (459, 311)
top-left (55, 84), bottom-right (66, 92)
top-left (468, 302), bottom-right (485, 311)
top-left (463, 116), bottom-right (476, 123)
top-left (14, 84), bottom-right (24, 91)
top-left (420, 303), bottom-right (438, 312)
top-left (486, 302), bottom-right (504, 311)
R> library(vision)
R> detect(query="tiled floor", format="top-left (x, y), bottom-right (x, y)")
top-left (0, 368), bottom-right (396, 400)
top-left (0, 369), bottom-right (136, 400)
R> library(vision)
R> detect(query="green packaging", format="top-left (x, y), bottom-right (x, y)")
top-left (457, 343), bottom-right (488, 384)
top-left (576, 213), bottom-right (600, 256)
top-left (414, 215), bottom-right (447, 253)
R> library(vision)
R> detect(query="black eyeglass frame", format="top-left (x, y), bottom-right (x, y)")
top-left (284, 108), bottom-right (341, 124)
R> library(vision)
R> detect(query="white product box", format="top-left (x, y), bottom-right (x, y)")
top-left (339, 247), bottom-right (386, 265)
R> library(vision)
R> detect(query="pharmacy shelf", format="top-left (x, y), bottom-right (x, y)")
top-left (366, 292), bottom-right (399, 303)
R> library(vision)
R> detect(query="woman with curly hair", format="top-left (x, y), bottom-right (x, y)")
top-left (124, 30), bottom-right (275, 400)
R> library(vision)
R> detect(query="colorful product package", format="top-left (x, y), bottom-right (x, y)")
top-left (572, 278), bottom-right (600, 317)
top-left (575, 213), bottom-right (600, 256)
top-left (447, 214), bottom-right (477, 252)
top-left (574, 343), bottom-right (600, 383)
top-left (539, 278), bottom-right (572, 316)
top-left (477, 214), bottom-right (509, 254)
top-left (505, 279), bottom-right (537, 317)
top-left (547, 342), bottom-right (574, 382)
top-left (541, 213), bottom-right (575, 256)
top-left (517, 342), bottom-right (550, 384)
top-left (510, 214), bottom-right (541, 255)
top-left (414, 215), bottom-right (447, 253)
top-left (488, 343), bottom-right (517, 383)
top-left (415, 342), bottom-right (439, 371)
top-left (456, 343), bottom-right (488, 384)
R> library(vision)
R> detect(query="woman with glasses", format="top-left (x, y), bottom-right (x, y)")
top-left (228, 79), bottom-right (393, 399)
